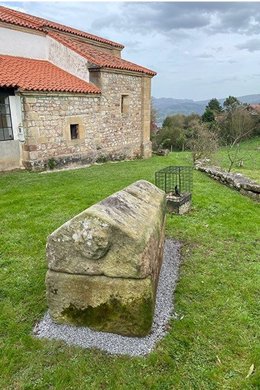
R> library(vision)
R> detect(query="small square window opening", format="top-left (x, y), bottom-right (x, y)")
top-left (70, 124), bottom-right (79, 139)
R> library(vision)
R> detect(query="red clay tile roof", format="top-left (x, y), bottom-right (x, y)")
top-left (0, 55), bottom-right (101, 94)
top-left (0, 6), bottom-right (156, 76)
top-left (0, 6), bottom-right (41, 30)
top-left (49, 32), bottom-right (157, 76)
top-left (0, 5), bottom-right (124, 48)
top-left (249, 104), bottom-right (260, 112)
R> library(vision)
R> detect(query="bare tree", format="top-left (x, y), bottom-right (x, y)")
top-left (186, 120), bottom-right (219, 164)
top-left (219, 106), bottom-right (255, 172)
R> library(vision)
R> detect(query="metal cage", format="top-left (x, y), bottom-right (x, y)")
top-left (155, 166), bottom-right (193, 195)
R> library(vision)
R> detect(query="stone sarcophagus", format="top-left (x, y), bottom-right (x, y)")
top-left (46, 180), bottom-right (166, 337)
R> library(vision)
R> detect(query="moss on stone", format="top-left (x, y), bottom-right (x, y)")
top-left (61, 295), bottom-right (154, 337)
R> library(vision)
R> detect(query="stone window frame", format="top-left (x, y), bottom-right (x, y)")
top-left (64, 117), bottom-right (84, 144)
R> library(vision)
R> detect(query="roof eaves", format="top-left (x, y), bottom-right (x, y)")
top-left (49, 32), bottom-right (157, 77)
top-left (43, 24), bottom-right (124, 49)
top-left (0, 6), bottom-right (124, 49)
top-left (0, 54), bottom-right (102, 94)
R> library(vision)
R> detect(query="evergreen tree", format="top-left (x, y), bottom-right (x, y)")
top-left (202, 108), bottom-right (215, 122)
top-left (223, 96), bottom-right (241, 111)
top-left (206, 98), bottom-right (222, 113)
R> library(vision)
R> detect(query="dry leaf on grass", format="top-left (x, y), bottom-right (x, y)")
top-left (246, 364), bottom-right (255, 379)
top-left (216, 355), bottom-right (222, 364)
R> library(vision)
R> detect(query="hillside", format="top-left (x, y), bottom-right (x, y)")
top-left (153, 94), bottom-right (260, 125)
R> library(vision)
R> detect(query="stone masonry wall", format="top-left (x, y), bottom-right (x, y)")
top-left (95, 70), bottom-right (144, 157)
top-left (196, 163), bottom-right (260, 202)
top-left (141, 76), bottom-right (152, 158)
top-left (90, 70), bottom-right (152, 160)
top-left (21, 70), bottom-right (149, 170)
top-left (21, 94), bottom-right (100, 170)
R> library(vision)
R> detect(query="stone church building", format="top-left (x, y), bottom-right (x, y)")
top-left (0, 6), bottom-right (156, 171)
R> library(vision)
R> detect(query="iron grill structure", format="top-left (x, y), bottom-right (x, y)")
top-left (0, 95), bottom-right (13, 142)
top-left (155, 166), bottom-right (193, 194)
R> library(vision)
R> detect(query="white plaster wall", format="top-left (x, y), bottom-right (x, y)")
top-left (0, 140), bottom-right (21, 170)
top-left (0, 94), bottom-right (23, 170)
top-left (47, 36), bottom-right (89, 82)
top-left (0, 27), bottom-right (48, 59)
top-left (0, 27), bottom-right (89, 82)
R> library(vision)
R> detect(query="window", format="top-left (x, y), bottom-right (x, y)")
top-left (121, 95), bottom-right (129, 114)
top-left (70, 124), bottom-right (79, 139)
top-left (64, 118), bottom-right (83, 142)
top-left (0, 96), bottom-right (13, 141)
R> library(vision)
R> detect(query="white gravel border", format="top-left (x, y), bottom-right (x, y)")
top-left (33, 239), bottom-right (181, 356)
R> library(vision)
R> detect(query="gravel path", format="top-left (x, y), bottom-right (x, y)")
top-left (33, 239), bottom-right (181, 356)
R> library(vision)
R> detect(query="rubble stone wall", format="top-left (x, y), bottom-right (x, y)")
top-left (91, 70), bottom-right (147, 156)
top-left (21, 70), bottom-right (152, 170)
top-left (21, 93), bottom-right (100, 170)
top-left (196, 163), bottom-right (260, 202)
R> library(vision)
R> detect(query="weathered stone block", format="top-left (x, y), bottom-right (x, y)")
top-left (46, 180), bottom-right (166, 336)
top-left (166, 193), bottom-right (191, 215)
top-left (241, 182), bottom-right (260, 194)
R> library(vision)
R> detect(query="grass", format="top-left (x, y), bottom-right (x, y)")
top-left (0, 145), bottom-right (259, 390)
top-left (213, 136), bottom-right (260, 182)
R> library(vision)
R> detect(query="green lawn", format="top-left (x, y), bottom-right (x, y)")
top-left (214, 136), bottom-right (260, 182)
top-left (0, 149), bottom-right (259, 390)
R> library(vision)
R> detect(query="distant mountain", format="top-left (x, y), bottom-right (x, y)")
top-left (153, 94), bottom-right (260, 126)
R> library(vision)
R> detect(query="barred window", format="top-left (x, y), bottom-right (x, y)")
top-left (0, 96), bottom-right (13, 141)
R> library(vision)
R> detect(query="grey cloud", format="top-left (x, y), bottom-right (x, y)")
top-left (216, 59), bottom-right (237, 64)
top-left (213, 47), bottom-right (224, 53)
top-left (91, 2), bottom-right (260, 37)
top-left (236, 39), bottom-right (260, 52)
top-left (5, 2), bottom-right (260, 38)
top-left (3, 1), bottom-right (260, 101)
top-left (197, 53), bottom-right (214, 59)
top-left (92, 3), bottom-right (212, 34)
top-left (206, 4), bottom-right (260, 35)
top-left (122, 40), bottom-right (141, 48)
top-left (212, 76), bottom-right (239, 84)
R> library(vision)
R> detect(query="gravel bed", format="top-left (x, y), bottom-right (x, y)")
top-left (33, 239), bottom-right (181, 356)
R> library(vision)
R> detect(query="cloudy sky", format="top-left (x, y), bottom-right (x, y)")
top-left (2, 1), bottom-right (260, 101)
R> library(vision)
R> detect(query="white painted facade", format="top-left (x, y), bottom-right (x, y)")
top-left (0, 95), bottom-right (24, 170)
top-left (48, 36), bottom-right (89, 82)
top-left (0, 25), bottom-right (92, 170)
top-left (0, 26), bottom-right (48, 59)
top-left (0, 26), bottom-right (90, 82)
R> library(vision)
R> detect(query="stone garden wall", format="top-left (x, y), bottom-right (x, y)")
top-left (196, 163), bottom-right (260, 201)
